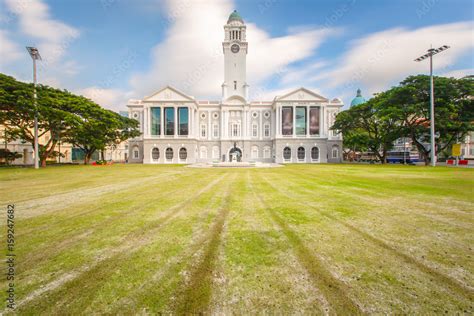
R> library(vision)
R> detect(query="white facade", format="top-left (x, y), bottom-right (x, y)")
top-left (127, 11), bottom-right (343, 164)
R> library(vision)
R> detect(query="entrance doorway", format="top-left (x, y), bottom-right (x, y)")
top-left (229, 147), bottom-right (242, 162)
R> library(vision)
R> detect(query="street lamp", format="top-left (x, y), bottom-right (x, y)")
top-left (414, 45), bottom-right (450, 167)
top-left (26, 46), bottom-right (42, 169)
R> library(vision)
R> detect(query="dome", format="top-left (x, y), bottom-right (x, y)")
top-left (227, 10), bottom-right (243, 24)
top-left (350, 88), bottom-right (366, 107)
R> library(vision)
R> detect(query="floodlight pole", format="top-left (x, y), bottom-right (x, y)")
top-left (414, 45), bottom-right (450, 167)
top-left (27, 47), bottom-right (41, 169)
top-left (429, 49), bottom-right (435, 167)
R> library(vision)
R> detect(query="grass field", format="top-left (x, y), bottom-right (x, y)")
top-left (0, 164), bottom-right (473, 314)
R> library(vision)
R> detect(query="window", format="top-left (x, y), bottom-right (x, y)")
top-left (231, 123), bottom-right (240, 137)
top-left (164, 107), bottom-right (174, 136)
top-left (213, 124), bottom-right (219, 138)
top-left (282, 107), bottom-right (293, 136)
top-left (309, 107), bottom-right (320, 136)
top-left (212, 146), bottom-right (220, 159)
top-left (200, 146), bottom-right (208, 159)
top-left (332, 146), bottom-right (339, 159)
top-left (178, 107), bottom-right (188, 136)
top-left (252, 124), bottom-right (258, 137)
top-left (251, 146), bottom-right (259, 159)
top-left (283, 147), bottom-right (291, 161)
top-left (151, 108), bottom-right (161, 135)
top-left (152, 148), bottom-right (159, 160)
top-left (311, 147), bottom-right (319, 161)
top-left (179, 148), bottom-right (187, 160)
top-left (234, 81), bottom-right (237, 90)
top-left (201, 124), bottom-right (207, 138)
top-left (295, 107), bottom-right (306, 135)
top-left (133, 147), bottom-right (139, 159)
top-left (165, 148), bottom-right (173, 160)
top-left (263, 146), bottom-right (271, 159)
top-left (297, 147), bottom-right (305, 160)
top-left (264, 124), bottom-right (270, 137)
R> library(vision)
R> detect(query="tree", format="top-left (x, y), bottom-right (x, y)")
top-left (65, 105), bottom-right (140, 165)
top-left (387, 75), bottom-right (474, 165)
top-left (0, 73), bottom-right (82, 167)
top-left (332, 90), bottom-right (404, 163)
top-left (0, 73), bottom-right (140, 166)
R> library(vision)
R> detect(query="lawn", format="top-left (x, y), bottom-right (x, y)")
top-left (0, 164), bottom-right (473, 314)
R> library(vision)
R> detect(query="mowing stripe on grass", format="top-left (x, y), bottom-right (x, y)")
top-left (105, 179), bottom-right (232, 314)
top-left (260, 175), bottom-right (474, 300)
top-left (249, 174), bottom-right (362, 315)
top-left (11, 174), bottom-right (228, 313)
top-left (172, 174), bottom-right (235, 314)
top-left (16, 172), bottom-right (211, 272)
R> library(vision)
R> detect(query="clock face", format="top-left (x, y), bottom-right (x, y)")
top-left (231, 44), bottom-right (240, 53)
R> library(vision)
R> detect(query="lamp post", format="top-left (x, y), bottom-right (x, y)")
top-left (26, 46), bottom-right (42, 169)
top-left (414, 45), bottom-right (450, 167)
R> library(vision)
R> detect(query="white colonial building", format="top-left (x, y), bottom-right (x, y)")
top-left (127, 11), bottom-right (343, 164)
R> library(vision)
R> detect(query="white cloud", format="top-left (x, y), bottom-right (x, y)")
top-left (130, 0), bottom-right (337, 100)
top-left (0, 29), bottom-right (22, 68)
top-left (4, 0), bottom-right (79, 65)
top-left (77, 87), bottom-right (132, 111)
top-left (321, 21), bottom-right (474, 96)
top-left (441, 68), bottom-right (473, 79)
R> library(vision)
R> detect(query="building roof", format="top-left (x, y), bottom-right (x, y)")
top-left (350, 88), bottom-right (366, 107)
top-left (227, 10), bottom-right (243, 24)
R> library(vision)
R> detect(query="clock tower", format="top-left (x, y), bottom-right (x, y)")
top-left (222, 10), bottom-right (248, 101)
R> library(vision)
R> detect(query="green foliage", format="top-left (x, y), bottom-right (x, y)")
top-left (333, 90), bottom-right (403, 163)
top-left (333, 74), bottom-right (474, 165)
top-left (0, 148), bottom-right (22, 164)
top-left (391, 75), bottom-right (474, 164)
top-left (0, 73), bottom-right (140, 166)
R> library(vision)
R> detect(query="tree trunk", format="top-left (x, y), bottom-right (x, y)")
top-left (84, 152), bottom-right (91, 165)
top-left (40, 157), bottom-right (47, 167)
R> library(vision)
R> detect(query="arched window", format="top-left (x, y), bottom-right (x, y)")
top-left (297, 147), bottom-right (305, 160)
top-left (212, 146), bottom-right (220, 159)
top-left (133, 146), bottom-right (139, 159)
top-left (152, 148), bottom-right (160, 160)
top-left (179, 148), bottom-right (187, 160)
top-left (251, 146), bottom-right (259, 159)
top-left (263, 146), bottom-right (271, 159)
top-left (283, 147), bottom-right (291, 161)
top-left (311, 147), bottom-right (319, 161)
top-left (200, 146), bottom-right (208, 159)
top-left (165, 148), bottom-right (173, 160)
top-left (332, 146), bottom-right (339, 159)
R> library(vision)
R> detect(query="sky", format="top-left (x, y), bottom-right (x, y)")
top-left (0, 0), bottom-right (473, 111)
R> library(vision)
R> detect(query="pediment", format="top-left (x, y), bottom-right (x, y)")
top-left (275, 87), bottom-right (328, 102)
top-left (143, 86), bottom-right (195, 102)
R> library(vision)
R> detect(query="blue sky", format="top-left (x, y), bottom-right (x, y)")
top-left (0, 0), bottom-right (473, 111)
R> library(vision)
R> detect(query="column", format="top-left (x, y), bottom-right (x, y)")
top-left (275, 105), bottom-right (279, 137)
top-left (320, 107), bottom-right (323, 138)
top-left (242, 109), bottom-right (247, 139)
top-left (259, 110), bottom-right (263, 140)
top-left (292, 105), bottom-right (296, 138)
top-left (174, 107), bottom-right (178, 137)
top-left (160, 107), bottom-right (164, 138)
top-left (208, 110), bottom-right (211, 140)
top-left (221, 109), bottom-right (225, 139)
top-left (143, 107), bottom-right (149, 137)
top-left (306, 106), bottom-right (310, 137)
top-left (188, 106), bottom-right (192, 138)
